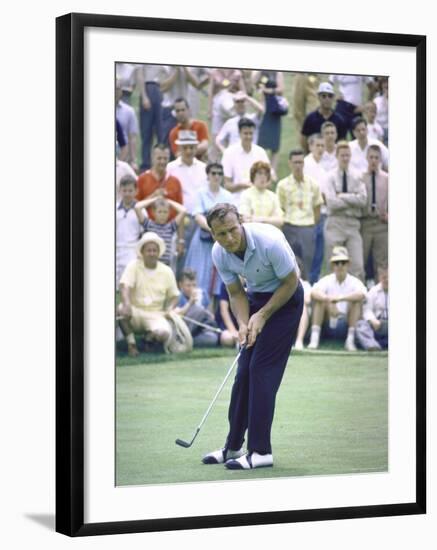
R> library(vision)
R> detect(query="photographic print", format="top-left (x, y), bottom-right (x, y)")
top-left (115, 64), bottom-right (389, 487)
top-left (56, 13), bottom-right (425, 536)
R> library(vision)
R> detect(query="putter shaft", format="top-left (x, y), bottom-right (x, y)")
top-left (175, 347), bottom-right (244, 449)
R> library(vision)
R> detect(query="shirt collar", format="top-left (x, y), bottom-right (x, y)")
top-left (117, 200), bottom-right (136, 211)
top-left (241, 224), bottom-right (256, 261)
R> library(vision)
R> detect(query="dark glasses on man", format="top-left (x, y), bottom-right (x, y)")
top-left (210, 171), bottom-right (223, 176)
top-left (332, 260), bottom-right (347, 266)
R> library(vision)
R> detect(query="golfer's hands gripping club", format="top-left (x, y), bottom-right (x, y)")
top-left (240, 311), bottom-right (267, 348)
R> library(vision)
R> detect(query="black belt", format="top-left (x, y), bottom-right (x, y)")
top-left (145, 81), bottom-right (160, 85)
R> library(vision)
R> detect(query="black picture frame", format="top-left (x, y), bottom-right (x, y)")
top-left (56, 12), bottom-right (426, 537)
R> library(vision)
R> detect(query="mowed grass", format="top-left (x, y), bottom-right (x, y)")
top-left (116, 350), bottom-right (388, 486)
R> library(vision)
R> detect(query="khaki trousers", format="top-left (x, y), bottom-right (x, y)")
top-left (360, 217), bottom-right (388, 275)
top-left (324, 215), bottom-right (364, 281)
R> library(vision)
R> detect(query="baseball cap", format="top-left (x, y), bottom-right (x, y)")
top-left (318, 82), bottom-right (335, 95)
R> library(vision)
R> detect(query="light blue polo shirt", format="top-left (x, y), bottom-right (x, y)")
top-left (211, 223), bottom-right (297, 293)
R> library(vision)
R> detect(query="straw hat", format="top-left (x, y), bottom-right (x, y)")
top-left (136, 232), bottom-right (166, 258)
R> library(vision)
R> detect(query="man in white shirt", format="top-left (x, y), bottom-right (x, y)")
top-left (349, 117), bottom-right (389, 173)
top-left (355, 266), bottom-right (389, 350)
top-left (160, 66), bottom-right (201, 148)
top-left (116, 81), bottom-right (139, 172)
top-left (320, 121), bottom-right (338, 173)
top-left (167, 130), bottom-right (208, 262)
top-left (304, 133), bottom-right (329, 283)
top-left (308, 246), bottom-right (367, 351)
top-left (215, 91), bottom-right (264, 152)
top-left (167, 130), bottom-right (207, 215)
top-left (222, 117), bottom-right (270, 206)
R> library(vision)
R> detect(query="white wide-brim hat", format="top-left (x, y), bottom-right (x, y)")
top-left (136, 232), bottom-right (166, 258)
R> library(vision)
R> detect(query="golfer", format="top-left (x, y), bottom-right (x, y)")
top-left (202, 203), bottom-right (303, 469)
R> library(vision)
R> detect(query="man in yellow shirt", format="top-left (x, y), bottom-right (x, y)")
top-left (276, 149), bottom-right (323, 279)
top-left (118, 232), bottom-right (180, 356)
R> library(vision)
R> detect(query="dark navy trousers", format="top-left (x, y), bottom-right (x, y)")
top-left (139, 82), bottom-right (163, 171)
top-left (225, 282), bottom-right (304, 455)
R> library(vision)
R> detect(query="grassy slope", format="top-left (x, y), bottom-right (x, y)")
top-left (116, 351), bottom-right (387, 486)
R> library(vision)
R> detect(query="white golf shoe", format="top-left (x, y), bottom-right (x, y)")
top-left (225, 452), bottom-right (273, 470)
top-left (202, 447), bottom-right (244, 465)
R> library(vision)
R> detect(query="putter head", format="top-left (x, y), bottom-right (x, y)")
top-left (175, 438), bottom-right (191, 448)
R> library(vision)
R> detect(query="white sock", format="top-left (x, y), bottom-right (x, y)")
top-left (347, 327), bottom-right (355, 341)
top-left (309, 326), bottom-right (321, 346)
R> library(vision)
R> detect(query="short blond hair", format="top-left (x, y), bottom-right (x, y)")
top-left (336, 140), bottom-right (351, 155)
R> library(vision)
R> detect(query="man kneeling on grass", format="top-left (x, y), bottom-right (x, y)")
top-left (118, 232), bottom-right (180, 356)
top-left (308, 246), bottom-right (367, 351)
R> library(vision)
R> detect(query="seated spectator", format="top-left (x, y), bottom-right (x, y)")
top-left (134, 196), bottom-right (186, 268)
top-left (239, 161), bottom-right (284, 228)
top-left (355, 266), bottom-right (389, 350)
top-left (214, 281), bottom-right (240, 345)
top-left (118, 232), bottom-right (180, 357)
top-left (116, 175), bottom-right (143, 288)
top-left (168, 97), bottom-right (209, 160)
top-left (175, 268), bottom-right (237, 348)
top-left (363, 101), bottom-right (384, 142)
top-left (294, 258), bottom-right (313, 351)
top-left (308, 246), bottom-right (367, 352)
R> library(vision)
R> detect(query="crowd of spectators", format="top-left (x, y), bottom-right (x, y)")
top-left (115, 64), bottom-right (389, 355)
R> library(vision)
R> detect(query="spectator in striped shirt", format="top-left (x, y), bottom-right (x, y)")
top-left (134, 196), bottom-right (186, 268)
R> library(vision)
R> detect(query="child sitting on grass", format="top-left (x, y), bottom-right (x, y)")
top-left (175, 268), bottom-right (237, 348)
top-left (134, 196), bottom-right (186, 268)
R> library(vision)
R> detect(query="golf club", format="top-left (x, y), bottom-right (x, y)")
top-left (175, 345), bottom-right (244, 449)
top-left (182, 315), bottom-right (223, 334)
top-left (117, 314), bottom-right (223, 335)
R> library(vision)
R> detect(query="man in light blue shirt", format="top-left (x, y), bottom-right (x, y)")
top-left (202, 203), bottom-right (304, 470)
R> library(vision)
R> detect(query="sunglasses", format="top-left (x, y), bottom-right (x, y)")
top-left (320, 93), bottom-right (334, 98)
top-left (210, 171), bottom-right (223, 176)
top-left (332, 260), bottom-right (348, 266)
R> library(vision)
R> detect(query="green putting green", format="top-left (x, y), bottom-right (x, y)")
top-left (116, 350), bottom-right (388, 486)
